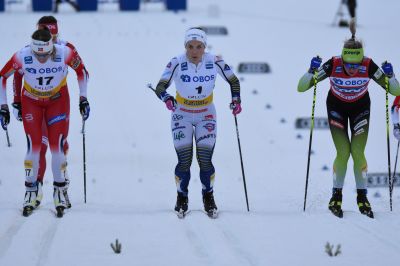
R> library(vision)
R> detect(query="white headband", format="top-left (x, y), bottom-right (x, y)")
top-left (184, 28), bottom-right (207, 47)
top-left (31, 39), bottom-right (53, 54)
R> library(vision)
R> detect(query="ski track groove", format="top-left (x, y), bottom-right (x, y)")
top-left (345, 218), bottom-right (400, 251)
top-left (0, 213), bottom-right (26, 259)
top-left (184, 210), bottom-right (257, 266)
top-left (216, 223), bottom-right (258, 266)
top-left (183, 215), bottom-right (216, 266)
top-left (35, 210), bottom-right (60, 266)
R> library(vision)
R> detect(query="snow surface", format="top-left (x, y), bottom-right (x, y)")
top-left (1, 0), bottom-right (400, 265)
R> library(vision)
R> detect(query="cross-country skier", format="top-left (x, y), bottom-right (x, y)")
top-left (11, 16), bottom-right (88, 209)
top-left (297, 19), bottom-right (400, 218)
top-left (152, 27), bottom-right (241, 218)
top-left (0, 28), bottom-right (90, 217)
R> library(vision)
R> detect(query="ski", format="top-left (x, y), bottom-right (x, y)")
top-left (360, 210), bottom-right (374, 219)
top-left (175, 209), bottom-right (190, 219)
top-left (329, 208), bottom-right (343, 218)
top-left (56, 206), bottom-right (65, 218)
top-left (205, 209), bottom-right (218, 219)
top-left (22, 206), bottom-right (35, 217)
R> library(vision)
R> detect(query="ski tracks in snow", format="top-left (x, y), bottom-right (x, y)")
top-left (0, 206), bottom-right (61, 266)
top-left (0, 212), bottom-right (27, 259)
top-left (344, 217), bottom-right (400, 251)
top-left (182, 211), bottom-right (257, 266)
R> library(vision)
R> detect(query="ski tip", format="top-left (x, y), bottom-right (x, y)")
top-left (206, 210), bottom-right (218, 219)
top-left (55, 206), bottom-right (65, 218)
top-left (22, 206), bottom-right (34, 217)
top-left (175, 209), bottom-right (190, 219)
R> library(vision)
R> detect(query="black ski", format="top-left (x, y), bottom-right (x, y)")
top-left (360, 209), bottom-right (374, 219)
top-left (56, 206), bottom-right (65, 218)
top-left (175, 209), bottom-right (190, 219)
top-left (205, 209), bottom-right (218, 219)
top-left (329, 208), bottom-right (343, 218)
top-left (22, 206), bottom-right (35, 217)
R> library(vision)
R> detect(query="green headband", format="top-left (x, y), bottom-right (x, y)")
top-left (342, 47), bottom-right (364, 63)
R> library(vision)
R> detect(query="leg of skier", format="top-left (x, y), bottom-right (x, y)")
top-left (194, 105), bottom-right (217, 218)
top-left (36, 119), bottom-right (48, 207)
top-left (171, 110), bottom-right (194, 217)
top-left (21, 98), bottom-right (44, 216)
top-left (327, 95), bottom-right (351, 218)
top-left (349, 98), bottom-right (373, 218)
top-left (45, 91), bottom-right (70, 216)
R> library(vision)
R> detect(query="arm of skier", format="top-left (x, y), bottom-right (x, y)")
top-left (0, 52), bottom-right (22, 129)
top-left (370, 60), bottom-right (400, 96)
top-left (66, 41), bottom-right (90, 79)
top-left (11, 71), bottom-right (23, 121)
top-left (0, 53), bottom-right (22, 106)
top-left (297, 57), bottom-right (331, 92)
top-left (65, 46), bottom-right (90, 120)
top-left (154, 58), bottom-right (179, 111)
top-left (215, 56), bottom-right (241, 115)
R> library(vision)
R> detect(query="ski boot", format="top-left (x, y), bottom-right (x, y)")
top-left (174, 193), bottom-right (189, 219)
top-left (23, 181), bottom-right (39, 217)
top-left (357, 189), bottom-right (374, 219)
top-left (64, 177), bottom-right (71, 209)
top-left (203, 191), bottom-right (218, 219)
top-left (328, 188), bottom-right (343, 218)
top-left (35, 181), bottom-right (43, 208)
top-left (53, 182), bottom-right (68, 218)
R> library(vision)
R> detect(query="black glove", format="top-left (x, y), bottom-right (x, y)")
top-left (0, 105), bottom-right (10, 130)
top-left (79, 97), bottom-right (90, 121)
top-left (11, 102), bottom-right (22, 121)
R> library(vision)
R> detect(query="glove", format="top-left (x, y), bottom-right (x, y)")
top-left (394, 123), bottom-right (400, 141)
top-left (308, 56), bottom-right (322, 74)
top-left (11, 102), bottom-right (22, 121)
top-left (79, 97), bottom-right (90, 121)
top-left (229, 97), bottom-right (242, 116)
top-left (164, 96), bottom-right (177, 112)
top-left (382, 61), bottom-right (394, 78)
top-left (0, 105), bottom-right (10, 130)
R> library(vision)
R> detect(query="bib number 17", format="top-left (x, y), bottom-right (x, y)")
top-left (36, 76), bottom-right (54, 86)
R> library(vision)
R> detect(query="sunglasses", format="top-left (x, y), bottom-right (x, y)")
top-left (344, 63), bottom-right (360, 70)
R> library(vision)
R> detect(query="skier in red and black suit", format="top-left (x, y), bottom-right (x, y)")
top-left (0, 28), bottom-right (90, 217)
top-left (297, 19), bottom-right (400, 218)
top-left (11, 16), bottom-right (89, 209)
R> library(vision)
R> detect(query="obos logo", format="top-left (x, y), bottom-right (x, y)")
top-left (332, 78), bottom-right (343, 85)
top-left (37, 66), bottom-right (63, 74)
top-left (25, 68), bottom-right (36, 74)
top-left (181, 75), bottom-right (191, 82)
top-left (180, 75), bottom-right (215, 83)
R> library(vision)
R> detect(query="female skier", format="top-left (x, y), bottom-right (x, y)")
top-left (297, 20), bottom-right (400, 218)
top-left (153, 27), bottom-right (241, 218)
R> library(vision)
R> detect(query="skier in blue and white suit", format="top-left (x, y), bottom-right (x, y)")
top-left (154, 27), bottom-right (241, 217)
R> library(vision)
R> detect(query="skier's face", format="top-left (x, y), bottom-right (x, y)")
top-left (343, 62), bottom-right (360, 76)
top-left (186, 40), bottom-right (205, 65)
top-left (33, 50), bottom-right (52, 63)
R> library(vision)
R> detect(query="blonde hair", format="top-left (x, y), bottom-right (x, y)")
top-left (344, 18), bottom-right (363, 49)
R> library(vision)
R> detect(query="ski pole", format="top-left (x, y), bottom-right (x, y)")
top-left (5, 128), bottom-right (11, 147)
top-left (233, 115), bottom-right (250, 211)
top-left (147, 83), bottom-right (156, 92)
top-left (384, 74), bottom-right (393, 211)
top-left (303, 69), bottom-right (319, 212)
top-left (392, 141), bottom-right (400, 192)
top-left (82, 120), bottom-right (87, 204)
